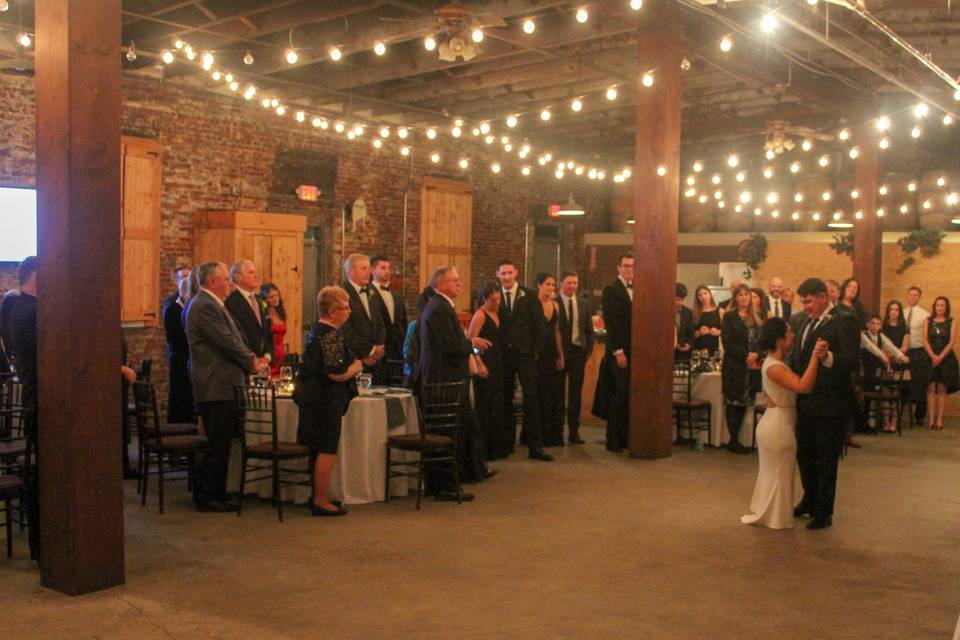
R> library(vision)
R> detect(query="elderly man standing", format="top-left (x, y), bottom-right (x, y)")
top-left (225, 260), bottom-right (273, 369)
top-left (341, 253), bottom-right (387, 381)
top-left (186, 262), bottom-right (264, 512)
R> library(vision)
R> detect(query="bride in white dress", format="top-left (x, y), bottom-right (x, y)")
top-left (741, 318), bottom-right (824, 530)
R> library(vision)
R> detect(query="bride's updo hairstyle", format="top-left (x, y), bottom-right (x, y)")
top-left (757, 317), bottom-right (789, 354)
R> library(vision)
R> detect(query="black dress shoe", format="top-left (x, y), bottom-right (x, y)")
top-left (528, 448), bottom-right (554, 461)
top-left (310, 504), bottom-right (347, 517)
top-left (195, 500), bottom-right (238, 513)
top-left (568, 436), bottom-right (586, 445)
top-left (793, 504), bottom-right (812, 517)
top-left (806, 516), bottom-right (832, 530)
top-left (727, 441), bottom-right (750, 454)
top-left (433, 492), bottom-right (475, 502)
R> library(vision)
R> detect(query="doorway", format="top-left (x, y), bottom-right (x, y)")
top-left (527, 222), bottom-right (562, 285)
top-left (302, 225), bottom-right (324, 345)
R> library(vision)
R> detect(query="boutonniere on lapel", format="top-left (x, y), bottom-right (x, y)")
top-left (258, 297), bottom-right (268, 313)
top-left (516, 288), bottom-right (526, 299)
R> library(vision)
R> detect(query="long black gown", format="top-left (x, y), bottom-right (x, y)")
top-left (475, 311), bottom-right (511, 460)
top-left (537, 303), bottom-right (565, 447)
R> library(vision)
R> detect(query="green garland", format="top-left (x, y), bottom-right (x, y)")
top-left (739, 233), bottom-right (768, 279)
top-left (896, 228), bottom-right (945, 274)
top-left (830, 230), bottom-right (854, 257)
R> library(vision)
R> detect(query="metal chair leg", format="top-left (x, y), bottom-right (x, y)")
top-left (158, 454), bottom-right (165, 514)
top-left (5, 497), bottom-right (11, 558)
top-left (237, 457), bottom-right (247, 517)
top-left (273, 459), bottom-right (282, 522)
top-left (384, 444), bottom-right (391, 503)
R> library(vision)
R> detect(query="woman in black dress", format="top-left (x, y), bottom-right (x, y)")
top-left (923, 296), bottom-right (959, 431)
top-left (838, 278), bottom-right (868, 330)
top-left (882, 300), bottom-right (910, 355)
top-left (534, 273), bottom-right (565, 447)
top-left (163, 277), bottom-right (195, 423)
top-left (468, 282), bottom-right (510, 460)
top-left (692, 285), bottom-right (723, 354)
top-left (721, 284), bottom-right (760, 454)
top-left (295, 286), bottom-right (363, 516)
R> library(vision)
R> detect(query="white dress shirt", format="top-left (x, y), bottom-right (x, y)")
top-left (618, 276), bottom-right (633, 301)
top-left (502, 283), bottom-right (519, 311)
top-left (237, 286), bottom-right (261, 326)
top-left (905, 305), bottom-right (929, 348)
top-left (348, 279), bottom-right (372, 318)
top-left (770, 296), bottom-right (785, 319)
top-left (376, 282), bottom-right (394, 323)
top-left (861, 331), bottom-right (908, 361)
top-left (560, 293), bottom-right (582, 347)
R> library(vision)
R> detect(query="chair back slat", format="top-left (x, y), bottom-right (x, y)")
top-left (132, 382), bottom-right (165, 447)
top-left (418, 381), bottom-right (464, 439)
top-left (672, 362), bottom-right (693, 402)
top-left (385, 359), bottom-right (406, 387)
top-left (235, 385), bottom-right (279, 450)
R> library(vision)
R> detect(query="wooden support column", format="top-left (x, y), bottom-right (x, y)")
top-left (852, 126), bottom-right (882, 316)
top-left (35, 0), bottom-right (125, 594)
top-left (630, 27), bottom-right (683, 459)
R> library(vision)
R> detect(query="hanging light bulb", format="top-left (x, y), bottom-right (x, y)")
top-left (451, 126), bottom-right (462, 137)
top-left (201, 51), bottom-right (215, 68)
top-left (0, 1), bottom-right (9, 11)
top-left (576, 7), bottom-right (589, 23)
top-left (849, 147), bottom-right (860, 159)
top-left (879, 185), bottom-right (888, 196)
top-left (812, 212), bottom-right (821, 221)
top-left (276, 105), bottom-right (286, 116)
top-left (711, 174), bottom-right (721, 185)
top-left (792, 211), bottom-right (801, 220)
top-left (334, 121), bottom-right (345, 133)
top-left (571, 98), bottom-right (583, 112)
top-left (426, 127), bottom-right (437, 140)
top-left (540, 108), bottom-right (552, 121)
top-left (310, 117), bottom-right (322, 128)
top-left (631, 0), bottom-right (644, 9)
top-left (161, 49), bottom-right (174, 64)
top-left (174, 39), bottom-right (185, 50)
top-left (913, 103), bottom-right (929, 119)
top-left (879, 137), bottom-right (890, 149)
top-left (459, 158), bottom-right (470, 169)
top-left (471, 29), bottom-right (484, 43)
top-left (478, 122), bottom-right (491, 135)
top-left (911, 126), bottom-right (922, 138)
top-left (225, 73), bottom-right (234, 83)
top-left (566, 160), bottom-right (575, 170)
top-left (855, 210), bottom-right (864, 220)
top-left (374, 41), bottom-right (386, 56)
top-left (261, 98), bottom-right (271, 109)
top-left (680, 57), bottom-right (692, 72)
top-left (244, 50), bottom-right (254, 65)
top-left (686, 176), bottom-right (696, 186)
top-left (543, 152), bottom-right (553, 162)
top-left (424, 36), bottom-right (437, 51)
top-left (124, 41), bottom-right (138, 62)
top-left (851, 189), bottom-right (860, 199)
top-left (838, 128), bottom-right (850, 141)
top-left (430, 151), bottom-right (440, 164)
top-left (372, 138), bottom-right (383, 149)
top-left (606, 86), bottom-right (618, 101)
top-left (877, 208), bottom-right (886, 217)
top-left (908, 181), bottom-right (917, 192)
top-left (295, 111), bottom-right (305, 123)
top-left (822, 190), bottom-right (832, 201)
top-left (692, 161), bottom-right (703, 173)
top-left (763, 167), bottom-right (774, 179)
top-left (938, 176), bottom-right (947, 187)
top-left (801, 139), bottom-right (813, 152)
top-left (923, 199), bottom-right (933, 210)
top-left (761, 14), bottom-right (778, 33)
top-left (522, 19), bottom-right (535, 34)
top-left (397, 127), bottom-right (408, 139)
top-left (727, 154), bottom-right (739, 168)
top-left (720, 36), bottom-right (733, 52)
top-left (353, 124), bottom-right (364, 136)
top-left (818, 155), bottom-right (830, 167)
top-left (184, 46), bottom-right (196, 60)
top-left (522, 165), bottom-right (531, 176)
top-left (212, 70), bottom-right (222, 81)
top-left (243, 85), bottom-right (257, 100)
top-left (736, 171), bottom-right (746, 182)
top-left (329, 46), bottom-right (342, 61)
top-left (641, 73), bottom-right (654, 87)
top-left (876, 115), bottom-right (891, 131)
top-left (944, 115), bottom-right (955, 126)
top-left (400, 146), bottom-right (410, 157)
top-left (506, 114), bottom-right (518, 128)
top-left (765, 150), bottom-right (776, 161)
top-left (794, 193), bottom-right (804, 203)
top-left (900, 204), bottom-right (910, 214)
top-left (555, 169), bottom-right (565, 180)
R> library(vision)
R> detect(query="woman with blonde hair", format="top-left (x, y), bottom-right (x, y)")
top-left (295, 285), bottom-right (363, 516)
top-left (721, 284), bottom-right (761, 453)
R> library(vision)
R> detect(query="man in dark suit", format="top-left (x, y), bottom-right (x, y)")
top-left (496, 258), bottom-right (552, 461)
top-left (225, 260), bottom-right (273, 369)
top-left (161, 263), bottom-right (190, 320)
top-left (789, 277), bottom-right (859, 530)
top-left (597, 253), bottom-right (633, 452)
top-left (370, 255), bottom-right (408, 381)
top-left (185, 262), bottom-right (263, 512)
top-left (767, 276), bottom-right (792, 320)
top-left (340, 253), bottom-right (387, 381)
top-left (557, 271), bottom-right (594, 445)
top-left (417, 266), bottom-right (492, 501)
top-left (674, 283), bottom-right (694, 362)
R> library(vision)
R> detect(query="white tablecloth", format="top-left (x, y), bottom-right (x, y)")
top-left (687, 372), bottom-right (759, 448)
top-left (227, 392), bottom-right (419, 505)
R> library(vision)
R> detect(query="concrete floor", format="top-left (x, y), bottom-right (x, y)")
top-left (3, 419), bottom-right (959, 639)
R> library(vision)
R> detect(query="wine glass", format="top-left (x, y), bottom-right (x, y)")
top-left (280, 366), bottom-right (293, 383)
top-left (256, 363), bottom-right (270, 387)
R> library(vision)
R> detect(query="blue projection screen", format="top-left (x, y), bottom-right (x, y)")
top-left (0, 187), bottom-right (37, 262)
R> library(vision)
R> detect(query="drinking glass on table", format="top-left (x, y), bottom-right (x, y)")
top-left (280, 366), bottom-right (293, 383)
top-left (256, 363), bottom-right (270, 386)
top-left (356, 373), bottom-right (373, 394)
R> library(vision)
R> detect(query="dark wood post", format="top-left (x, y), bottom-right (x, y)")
top-left (852, 126), bottom-right (882, 316)
top-left (630, 26), bottom-right (683, 459)
top-left (35, 0), bottom-right (125, 594)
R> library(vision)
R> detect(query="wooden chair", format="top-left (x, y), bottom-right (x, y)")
top-left (863, 367), bottom-right (905, 436)
top-left (672, 362), bottom-right (711, 448)
top-left (385, 381), bottom-right (462, 510)
top-left (385, 358), bottom-right (407, 387)
top-left (132, 382), bottom-right (207, 514)
top-left (0, 405), bottom-right (32, 558)
top-left (234, 385), bottom-right (312, 522)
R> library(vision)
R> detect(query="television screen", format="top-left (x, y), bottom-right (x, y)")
top-left (0, 187), bottom-right (37, 262)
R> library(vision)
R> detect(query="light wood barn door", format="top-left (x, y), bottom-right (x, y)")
top-left (269, 234), bottom-right (303, 354)
top-left (120, 137), bottom-right (161, 326)
top-left (420, 177), bottom-right (472, 314)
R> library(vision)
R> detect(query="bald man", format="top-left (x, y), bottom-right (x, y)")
top-left (768, 277), bottom-right (792, 320)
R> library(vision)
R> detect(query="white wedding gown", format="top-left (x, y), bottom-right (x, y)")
top-left (740, 357), bottom-right (797, 530)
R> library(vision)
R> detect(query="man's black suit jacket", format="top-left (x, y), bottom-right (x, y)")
top-left (375, 284), bottom-right (408, 360)
top-left (416, 294), bottom-right (472, 384)
top-left (602, 279), bottom-right (632, 357)
top-left (768, 297), bottom-right (792, 321)
top-left (499, 285), bottom-right (542, 357)
top-left (675, 305), bottom-right (694, 349)
top-left (224, 288), bottom-right (273, 359)
top-left (556, 294), bottom-right (594, 355)
top-left (789, 306), bottom-right (859, 417)
top-left (341, 281), bottom-right (386, 360)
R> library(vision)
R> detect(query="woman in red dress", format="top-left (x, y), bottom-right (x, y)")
top-left (261, 283), bottom-right (287, 377)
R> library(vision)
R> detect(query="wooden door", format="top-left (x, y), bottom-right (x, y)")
top-left (120, 137), bottom-right (161, 325)
top-left (420, 177), bottom-right (472, 313)
top-left (269, 233), bottom-right (303, 355)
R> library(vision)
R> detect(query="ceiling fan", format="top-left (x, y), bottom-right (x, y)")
top-left (379, 1), bottom-right (508, 61)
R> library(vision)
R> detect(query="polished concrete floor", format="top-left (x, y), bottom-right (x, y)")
top-left (3, 419), bottom-right (959, 639)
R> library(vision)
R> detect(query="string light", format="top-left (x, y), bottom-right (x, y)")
top-left (736, 171), bottom-right (746, 182)
top-left (641, 73), bottom-right (654, 87)
top-left (801, 139), bottom-right (813, 152)
top-left (838, 128), bottom-right (850, 141)
top-left (686, 176), bottom-right (696, 186)
top-left (228, 80), bottom-right (239, 92)
top-left (400, 146), bottom-right (410, 157)
top-left (261, 98), bottom-right (271, 108)
top-left (225, 73), bottom-right (234, 83)
top-left (571, 98), bottom-right (583, 112)
top-left (540, 108), bottom-right (552, 121)
top-left (876, 208), bottom-right (886, 217)
top-left (430, 151), bottom-right (440, 163)
top-left (913, 103), bottom-right (929, 119)
top-left (790, 162), bottom-right (800, 174)
top-left (451, 126), bottom-right (462, 137)
top-left (794, 193), bottom-right (804, 203)
top-left (948, 192), bottom-right (960, 206)
top-left (576, 7), bottom-right (589, 23)
top-left (849, 147), bottom-right (860, 159)
top-left (174, 39), bottom-right (185, 50)
top-left (938, 176), bottom-right (947, 187)
top-left (727, 154), bottom-right (739, 168)
top-left (622, 168), bottom-right (632, 178)
top-left (657, 165), bottom-right (667, 177)
top-left (699, 194), bottom-right (708, 204)
top-left (855, 210), bottom-right (864, 220)
top-left (212, 70), bottom-right (222, 81)
top-left (879, 137), bottom-right (890, 149)
top-left (374, 41), bottom-right (386, 56)
top-left (334, 121), bottom-right (345, 133)
top-left (329, 46), bottom-right (342, 61)
top-left (379, 126), bottom-right (390, 138)
top-left (818, 155), bottom-right (830, 167)
top-left (522, 166), bottom-right (531, 175)
top-left (161, 50), bottom-right (174, 64)
top-left (347, 130), bottom-right (356, 140)
top-left (372, 138), bottom-right (383, 149)
top-left (711, 174), bottom-right (721, 184)
top-left (851, 189), bottom-right (860, 199)
top-left (944, 115), bottom-right (955, 126)
top-left (523, 19), bottom-right (535, 34)
top-left (276, 105), bottom-right (286, 116)
top-left (720, 36), bottom-right (733, 52)
top-left (397, 127), bottom-right (408, 139)
top-left (506, 115), bottom-right (518, 127)
top-left (812, 212), bottom-right (821, 221)
top-left (822, 191), bottom-right (832, 201)
top-left (484, 135), bottom-right (495, 145)
top-left (471, 29), bottom-right (484, 43)
top-left (791, 211), bottom-right (800, 221)
top-left (243, 85), bottom-right (256, 100)
top-left (900, 204), bottom-right (910, 214)
top-left (459, 158), bottom-right (470, 169)
top-left (630, 0), bottom-right (643, 9)
top-left (761, 14), bottom-right (778, 32)
top-left (763, 167), bottom-right (774, 179)
top-left (765, 150), bottom-right (776, 161)
top-left (285, 48), bottom-right (298, 64)
top-left (692, 161), bottom-right (704, 173)
top-left (908, 181), bottom-right (917, 192)
top-left (353, 124), bottom-right (364, 136)
top-left (244, 51), bottom-right (254, 65)
top-left (923, 199), bottom-right (933, 210)
top-left (606, 86), bottom-right (618, 101)
top-left (911, 126), bottom-right (922, 138)
top-left (876, 116), bottom-right (891, 131)
top-left (426, 127), bottom-right (437, 140)
top-left (879, 185), bottom-right (888, 196)
top-left (424, 36), bottom-right (437, 51)
top-left (575, 166), bottom-right (584, 176)
top-left (311, 117), bottom-right (323, 128)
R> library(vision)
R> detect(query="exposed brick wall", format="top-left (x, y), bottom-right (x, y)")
top-left (0, 73), bottom-right (611, 409)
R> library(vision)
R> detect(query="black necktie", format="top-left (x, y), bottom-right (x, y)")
top-left (567, 298), bottom-right (573, 331)
top-left (506, 291), bottom-right (512, 310)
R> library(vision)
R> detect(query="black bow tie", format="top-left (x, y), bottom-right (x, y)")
top-left (360, 286), bottom-right (370, 294)
top-left (626, 283), bottom-right (633, 289)
top-left (379, 284), bottom-right (389, 291)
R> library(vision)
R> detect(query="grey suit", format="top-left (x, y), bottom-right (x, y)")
top-left (185, 289), bottom-right (255, 503)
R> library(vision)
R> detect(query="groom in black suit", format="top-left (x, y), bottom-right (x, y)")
top-left (595, 254), bottom-right (633, 452)
top-left (789, 278), bottom-right (859, 530)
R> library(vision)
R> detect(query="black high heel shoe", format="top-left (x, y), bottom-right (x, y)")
top-left (310, 503), bottom-right (347, 517)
